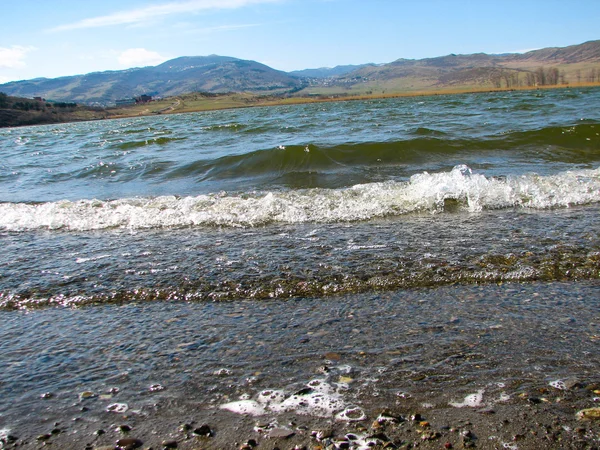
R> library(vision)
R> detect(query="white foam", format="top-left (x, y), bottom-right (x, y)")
top-left (75, 254), bottom-right (111, 264)
top-left (276, 391), bottom-right (346, 416)
top-left (449, 389), bottom-right (485, 408)
top-left (256, 389), bottom-right (287, 405)
top-left (219, 399), bottom-right (266, 416)
top-left (549, 379), bottom-right (567, 390)
top-left (498, 392), bottom-right (511, 402)
top-left (335, 405), bottom-right (367, 421)
top-left (220, 379), bottom-right (352, 419)
top-left (3, 165), bottom-right (599, 231)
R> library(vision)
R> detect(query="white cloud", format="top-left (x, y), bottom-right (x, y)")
top-left (118, 48), bottom-right (169, 67)
top-left (49, 0), bottom-right (280, 32)
top-left (0, 45), bottom-right (36, 69)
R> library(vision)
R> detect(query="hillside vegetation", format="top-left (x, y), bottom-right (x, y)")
top-left (0, 93), bottom-right (109, 127)
top-left (299, 40), bottom-right (600, 96)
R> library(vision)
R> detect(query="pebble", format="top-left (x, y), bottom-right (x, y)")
top-left (268, 427), bottom-right (295, 439)
top-left (421, 430), bottom-right (441, 441)
top-left (115, 437), bottom-right (143, 449)
top-left (162, 440), bottom-right (178, 448)
top-left (577, 407), bottom-right (600, 420)
top-left (332, 440), bottom-right (350, 449)
top-left (2, 434), bottom-right (17, 444)
top-left (106, 403), bottom-right (129, 413)
top-left (312, 429), bottom-right (333, 441)
top-left (79, 391), bottom-right (96, 400)
top-left (193, 424), bottom-right (213, 436)
top-left (178, 423), bottom-right (192, 432)
top-left (377, 411), bottom-right (403, 424)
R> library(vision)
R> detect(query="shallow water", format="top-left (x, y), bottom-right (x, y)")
top-left (1, 281), bottom-right (599, 440)
top-left (1, 203), bottom-right (599, 308)
top-left (1, 88), bottom-right (600, 446)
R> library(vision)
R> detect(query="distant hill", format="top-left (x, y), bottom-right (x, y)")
top-left (507, 40), bottom-right (600, 64)
top-left (290, 64), bottom-right (375, 78)
top-left (1, 40), bottom-right (599, 105)
top-left (312, 40), bottom-right (600, 94)
top-left (0, 55), bottom-right (305, 105)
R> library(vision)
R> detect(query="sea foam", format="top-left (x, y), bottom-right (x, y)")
top-left (220, 379), bottom-right (363, 420)
top-left (1, 165), bottom-right (599, 232)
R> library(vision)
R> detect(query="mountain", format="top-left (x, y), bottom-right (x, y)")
top-left (309, 40), bottom-right (600, 93)
top-left (507, 40), bottom-right (600, 64)
top-left (289, 64), bottom-right (376, 78)
top-left (1, 41), bottom-right (599, 106)
top-left (0, 55), bottom-right (305, 105)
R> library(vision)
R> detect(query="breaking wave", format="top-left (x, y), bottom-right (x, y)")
top-left (2, 165), bottom-right (599, 232)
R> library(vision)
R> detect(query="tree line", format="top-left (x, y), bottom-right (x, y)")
top-left (491, 66), bottom-right (600, 89)
top-left (0, 92), bottom-right (77, 111)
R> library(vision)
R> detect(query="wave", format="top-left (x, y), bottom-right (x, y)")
top-left (2, 165), bottom-right (599, 231)
top-left (162, 123), bottom-right (600, 182)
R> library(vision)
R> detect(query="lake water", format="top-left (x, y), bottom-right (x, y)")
top-left (1, 88), bottom-right (599, 448)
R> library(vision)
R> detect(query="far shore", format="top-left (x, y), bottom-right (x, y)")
top-left (109, 82), bottom-right (600, 120)
top-left (3, 82), bottom-right (600, 128)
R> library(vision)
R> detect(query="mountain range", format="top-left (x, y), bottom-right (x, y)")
top-left (1, 40), bottom-right (599, 105)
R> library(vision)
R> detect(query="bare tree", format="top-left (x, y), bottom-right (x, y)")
top-left (535, 67), bottom-right (546, 86)
top-left (511, 72), bottom-right (520, 87)
top-left (491, 72), bottom-right (502, 88)
top-left (547, 67), bottom-right (560, 85)
top-left (525, 72), bottom-right (536, 87)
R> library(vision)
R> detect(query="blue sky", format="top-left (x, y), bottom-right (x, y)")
top-left (1, 0), bottom-right (599, 83)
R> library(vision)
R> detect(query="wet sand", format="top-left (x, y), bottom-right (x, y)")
top-left (1, 281), bottom-right (600, 449)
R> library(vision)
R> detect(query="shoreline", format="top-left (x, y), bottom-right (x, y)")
top-left (1, 281), bottom-right (599, 449)
top-left (2, 82), bottom-right (600, 129)
top-left (107, 82), bottom-right (600, 120)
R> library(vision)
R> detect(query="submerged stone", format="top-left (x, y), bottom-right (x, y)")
top-left (577, 407), bottom-right (600, 420)
top-left (268, 427), bottom-right (295, 439)
top-left (193, 424), bottom-right (213, 436)
top-left (79, 391), bottom-right (96, 400)
top-left (116, 437), bottom-right (143, 449)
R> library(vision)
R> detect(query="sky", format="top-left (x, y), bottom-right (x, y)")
top-left (1, 0), bottom-right (599, 83)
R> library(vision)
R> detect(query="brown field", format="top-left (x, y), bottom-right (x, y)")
top-left (107, 82), bottom-right (600, 121)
